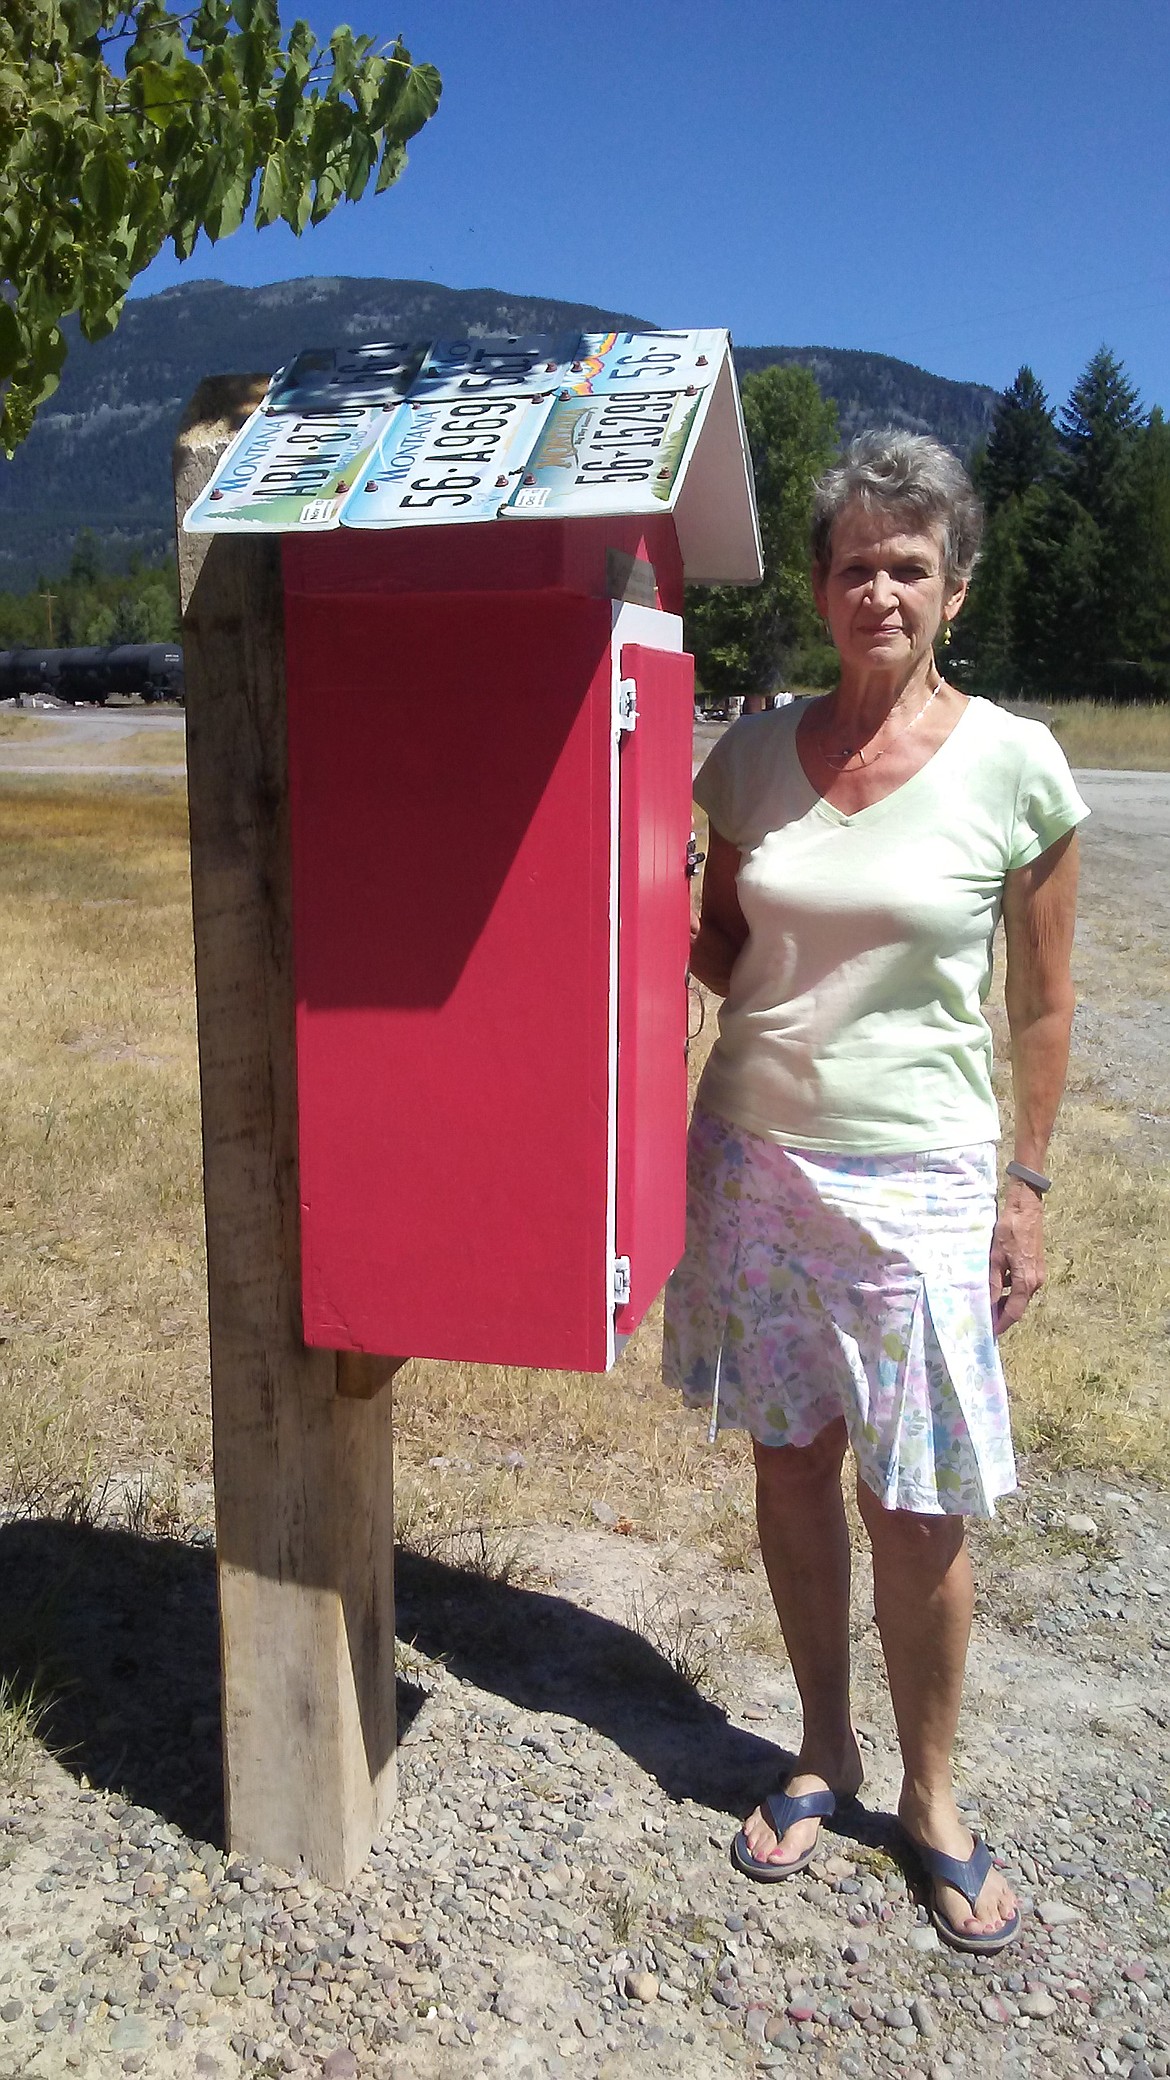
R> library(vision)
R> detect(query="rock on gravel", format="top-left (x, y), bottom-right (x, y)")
top-left (322, 2052), bottom-right (358, 2080)
top-left (1037, 1899), bottom-right (1083, 1925)
top-left (624, 1970), bottom-right (659, 2002)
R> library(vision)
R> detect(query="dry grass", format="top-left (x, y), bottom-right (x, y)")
top-left (0, 781), bottom-right (208, 1509)
top-left (0, 772), bottom-right (1166, 1564)
top-left (1044, 700), bottom-right (1170, 771)
top-left (984, 942), bottom-right (1170, 1474)
top-left (65, 726), bottom-right (186, 767)
top-left (0, 710), bottom-right (48, 739)
top-left (998, 1111), bottom-right (1170, 1473)
top-left (0, 1674), bottom-right (47, 1791)
top-left (623, 1587), bottom-right (716, 1690)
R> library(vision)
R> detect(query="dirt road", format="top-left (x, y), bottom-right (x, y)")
top-left (0, 703), bottom-right (185, 776)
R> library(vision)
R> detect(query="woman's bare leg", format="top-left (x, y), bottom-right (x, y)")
top-left (856, 1479), bottom-right (1018, 1937)
top-left (740, 1419), bottom-right (864, 1869)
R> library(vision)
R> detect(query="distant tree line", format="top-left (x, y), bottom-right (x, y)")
top-left (2, 348), bottom-right (1163, 707)
top-left (688, 347), bottom-right (1170, 705)
top-left (686, 364), bottom-right (839, 699)
top-left (0, 532), bottom-right (179, 651)
top-left (959, 350), bottom-right (1170, 701)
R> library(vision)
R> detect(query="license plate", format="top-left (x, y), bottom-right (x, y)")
top-left (347, 392), bottom-right (547, 526)
top-left (502, 388), bottom-right (705, 517)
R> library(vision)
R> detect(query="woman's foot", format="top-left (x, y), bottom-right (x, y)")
top-left (740, 1739), bottom-right (864, 1872)
top-left (898, 1789), bottom-right (1019, 1946)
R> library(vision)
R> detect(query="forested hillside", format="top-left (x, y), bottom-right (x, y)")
top-left (734, 345), bottom-right (995, 457)
top-left (0, 275), bottom-right (996, 585)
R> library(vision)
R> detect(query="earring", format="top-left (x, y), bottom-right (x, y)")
top-left (941, 623), bottom-right (952, 649)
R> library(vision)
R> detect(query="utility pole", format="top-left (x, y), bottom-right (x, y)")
top-left (40, 590), bottom-right (56, 645)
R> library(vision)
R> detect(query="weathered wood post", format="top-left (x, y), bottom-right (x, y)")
top-left (174, 377), bottom-right (401, 1885)
top-left (170, 334), bottom-right (759, 1889)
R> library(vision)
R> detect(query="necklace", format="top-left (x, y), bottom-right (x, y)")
top-left (817, 675), bottom-right (944, 769)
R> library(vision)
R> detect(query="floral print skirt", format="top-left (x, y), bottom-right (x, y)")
top-left (662, 1105), bottom-right (1017, 1518)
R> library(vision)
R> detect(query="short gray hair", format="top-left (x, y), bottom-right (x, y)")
top-left (811, 429), bottom-right (983, 588)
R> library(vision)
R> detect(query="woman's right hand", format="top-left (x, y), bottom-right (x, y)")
top-left (989, 1179), bottom-right (1046, 1335)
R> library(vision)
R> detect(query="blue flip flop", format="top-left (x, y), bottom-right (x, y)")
top-left (904, 1831), bottom-right (1022, 1954)
top-left (730, 1785), bottom-right (837, 1881)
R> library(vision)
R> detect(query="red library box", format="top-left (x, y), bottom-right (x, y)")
top-left (186, 330), bottom-right (761, 1370)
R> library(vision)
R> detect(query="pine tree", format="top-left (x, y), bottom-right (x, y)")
top-left (1011, 486), bottom-right (1103, 698)
top-left (1125, 409), bottom-right (1170, 694)
top-left (959, 366), bottom-right (1061, 695)
top-left (961, 499), bottom-right (1026, 696)
top-left (1056, 348), bottom-right (1147, 692)
top-left (980, 366), bottom-right (1058, 514)
top-left (1059, 347), bottom-right (1144, 529)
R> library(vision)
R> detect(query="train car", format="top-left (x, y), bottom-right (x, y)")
top-left (0, 643), bottom-right (184, 704)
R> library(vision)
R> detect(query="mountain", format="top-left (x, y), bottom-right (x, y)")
top-left (733, 345), bottom-right (997, 458)
top-left (0, 277), bottom-right (998, 587)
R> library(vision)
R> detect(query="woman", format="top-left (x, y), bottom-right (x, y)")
top-left (664, 430), bottom-right (1088, 1955)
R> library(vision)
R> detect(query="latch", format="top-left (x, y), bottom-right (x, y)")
top-left (614, 678), bottom-right (638, 733)
top-left (612, 1257), bottom-right (631, 1307)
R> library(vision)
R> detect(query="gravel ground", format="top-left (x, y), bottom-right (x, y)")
top-left (2, 1469), bottom-right (1169, 2080)
top-left (1, 740), bottom-right (1168, 2080)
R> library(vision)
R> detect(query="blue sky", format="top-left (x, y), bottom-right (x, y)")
top-left (134, 0), bottom-right (1170, 416)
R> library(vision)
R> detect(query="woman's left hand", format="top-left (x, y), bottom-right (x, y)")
top-left (989, 1181), bottom-right (1046, 1335)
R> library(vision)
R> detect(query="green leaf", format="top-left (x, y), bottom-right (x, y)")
top-left (127, 206), bottom-right (166, 274)
top-left (190, 0), bottom-right (233, 51)
top-left (374, 142), bottom-right (406, 195)
top-left (173, 147), bottom-right (224, 230)
top-left (0, 298), bottom-right (21, 382)
top-left (26, 111), bottom-right (68, 164)
top-left (1, 382), bottom-right (39, 456)
top-left (282, 162), bottom-right (312, 235)
top-left (28, 319), bottom-right (68, 404)
top-left (307, 94), bottom-right (349, 175)
top-left (79, 274), bottom-right (132, 343)
top-left (131, 58), bottom-right (207, 127)
top-left (328, 23), bottom-right (357, 95)
top-left (274, 40), bottom-right (312, 137)
top-left (345, 129), bottom-right (376, 201)
top-left (205, 165), bottom-right (252, 241)
top-left (374, 53), bottom-right (442, 142)
top-left (126, 16), bottom-right (188, 71)
top-left (0, 61), bottom-right (27, 122)
top-left (61, 0), bottom-right (105, 46)
top-left (254, 149), bottom-right (286, 228)
top-left (79, 148), bottom-right (129, 231)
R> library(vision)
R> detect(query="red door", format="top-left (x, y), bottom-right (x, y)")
top-left (614, 642), bottom-right (696, 1338)
top-left (285, 585), bottom-right (617, 1369)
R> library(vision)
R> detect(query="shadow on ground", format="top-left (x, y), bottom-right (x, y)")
top-left (0, 1518), bottom-right (227, 1843)
top-left (394, 1549), bottom-right (796, 1818)
top-left (0, 1522), bottom-right (835, 1847)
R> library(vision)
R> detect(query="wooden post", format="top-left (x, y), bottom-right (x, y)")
top-left (174, 378), bottom-right (402, 1886)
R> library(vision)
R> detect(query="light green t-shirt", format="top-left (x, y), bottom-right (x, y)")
top-left (694, 695), bottom-right (1090, 1155)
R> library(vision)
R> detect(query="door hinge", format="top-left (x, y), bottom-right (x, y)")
top-left (612, 1256), bottom-right (631, 1308)
top-left (614, 678), bottom-right (638, 733)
